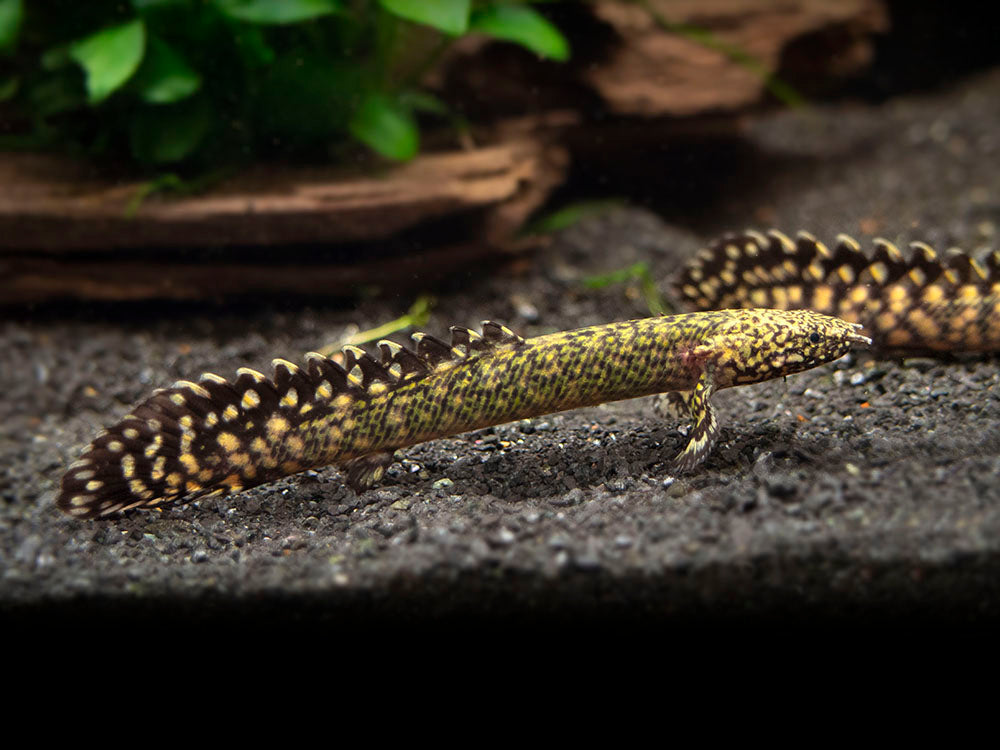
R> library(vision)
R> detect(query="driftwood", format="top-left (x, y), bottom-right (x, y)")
top-left (586, 0), bottom-right (889, 116)
top-left (0, 135), bottom-right (567, 302)
top-left (0, 241), bottom-right (507, 304)
top-left (0, 137), bottom-right (566, 251)
top-left (0, 0), bottom-right (888, 303)
top-left (440, 0), bottom-right (888, 118)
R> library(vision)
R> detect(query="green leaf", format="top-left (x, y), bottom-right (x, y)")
top-left (69, 19), bottom-right (147, 104)
top-left (130, 95), bottom-right (212, 163)
top-left (213, 0), bottom-right (340, 25)
top-left (524, 199), bottom-right (626, 234)
top-left (470, 3), bottom-right (569, 61)
top-left (379, 0), bottom-right (469, 35)
top-left (133, 36), bottom-right (201, 103)
top-left (582, 261), bottom-right (667, 316)
top-left (325, 294), bottom-right (436, 354)
top-left (349, 93), bottom-right (418, 161)
top-left (0, 0), bottom-right (23, 52)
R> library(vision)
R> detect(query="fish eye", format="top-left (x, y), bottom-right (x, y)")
top-left (809, 332), bottom-right (820, 344)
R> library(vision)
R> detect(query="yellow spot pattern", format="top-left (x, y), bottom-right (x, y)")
top-left (217, 432), bottom-right (240, 453)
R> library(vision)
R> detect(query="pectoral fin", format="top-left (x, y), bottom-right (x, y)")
top-left (670, 370), bottom-right (720, 473)
top-left (342, 452), bottom-right (395, 492)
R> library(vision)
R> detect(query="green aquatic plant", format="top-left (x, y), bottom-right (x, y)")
top-left (0, 0), bottom-right (569, 169)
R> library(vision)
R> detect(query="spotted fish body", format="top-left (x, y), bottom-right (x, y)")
top-left (57, 310), bottom-right (867, 518)
top-left (677, 229), bottom-right (1000, 352)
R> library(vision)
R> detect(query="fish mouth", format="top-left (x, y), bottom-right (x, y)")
top-left (848, 322), bottom-right (872, 346)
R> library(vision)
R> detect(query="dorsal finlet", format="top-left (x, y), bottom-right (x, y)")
top-left (378, 339), bottom-right (403, 356)
top-left (944, 248), bottom-right (978, 279)
top-left (969, 256), bottom-right (988, 280)
top-left (908, 241), bottom-right (935, 259)
top-left (342, 345), bottom-right (366, 360)
top-left (480, 321), bottom-right (525, 346)
top-left (343, 345), bottom-right (393, 385)
top-left (796, 230), bottom-right (829, 258)
top-left (379, 339), bottom-right (428, 377)
top-left (236, 367), bottom-right (266, 383)
top-left (450, 325), bottom-right (491, 355)
top-left (411, 331), bottom-right (453, 365)
top-left (172, 380), bottom-right (210, 398)
top-left (272, 358), bottom-right (299, 373)
top-left (835, 234), bottom-right (861, 253)
top-left (767, 229), bottom-right (795, 252)
top-left (917, 243), bottom-right (937, 263)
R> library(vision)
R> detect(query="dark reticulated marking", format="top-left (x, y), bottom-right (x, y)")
top-left (676, 229), bottom-right (1000, 352)
top-left (57, 312), bottom-right (869, 519)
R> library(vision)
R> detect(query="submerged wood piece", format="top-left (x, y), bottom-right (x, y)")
top-left (587, 0), bottom-right (888, 116)
top-left (0, 242), bottom-right (505, 303)
top-left (0, 132), bottom-right (566, 302)
top-left (0, 135), bottom-right (566, 251)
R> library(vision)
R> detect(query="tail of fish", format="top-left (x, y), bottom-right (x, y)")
top-left (56, 359), bottom-right (324, 519)
top-left (676, 229), bottom-right (1000, 352)
top-left (56, 322), bottom-right (521, 519)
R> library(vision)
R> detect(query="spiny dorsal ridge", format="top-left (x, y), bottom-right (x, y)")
top-left (378, 339), bottom-right (428, 379)
top-left (193, 372), bottom-right (240, 409)
top-left (743, 229), bottom-right (768, 249)
top-left (450, 325), bottom-right (491, 355)
top-left (871, 238), bottom-right (906, 267)
top-left (411, 332), bottom-right (454, 366)
top-left (686, 230), bottom-right (1000, 291)
top-left (272, 358), bottom-right (313, 402)
top-left (795, 230), bottom-right (830, 258)
top-left (903, 240), bottom-right (953, 286)
top-left (834, 233), bottom-right (862, 254)
top-left (304, 351), bottom-right (353, 393)
top-left (827, 235), bottom-right (871, 280)
top-left (342, 345), bottom-right (393, 387)
top-left (767, 229), bottom-right (795, 252)
top-left (942, 247), bottom-right (985, 282)
top-left (480, 321), bottom-right (525, 347)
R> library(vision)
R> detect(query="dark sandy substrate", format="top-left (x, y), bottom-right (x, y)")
top-left (5, 70), bottom-right (1000, 631)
